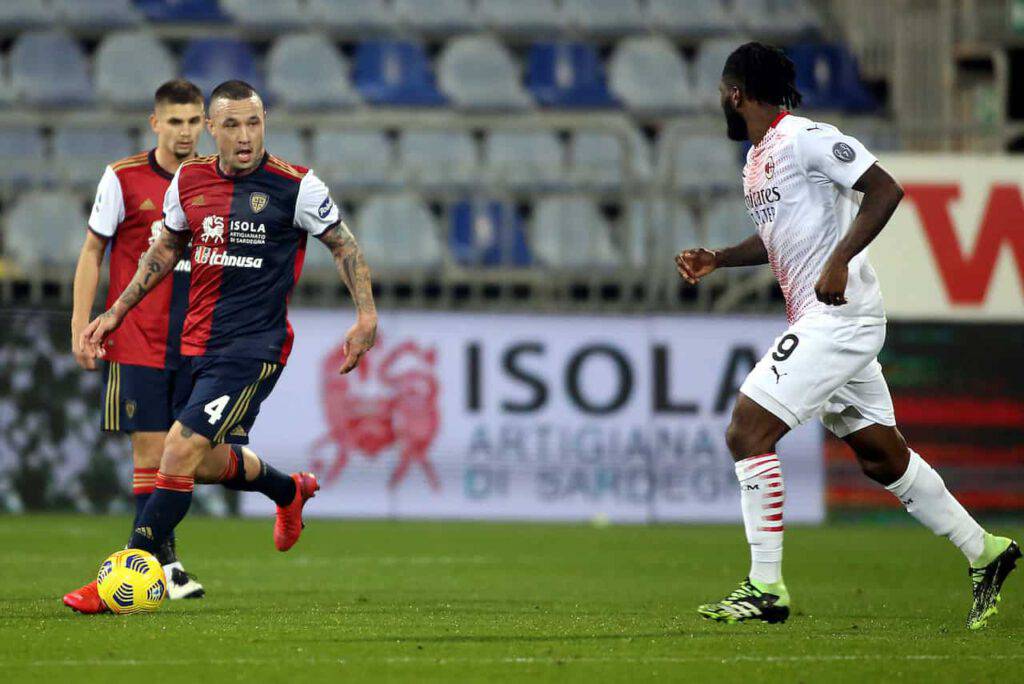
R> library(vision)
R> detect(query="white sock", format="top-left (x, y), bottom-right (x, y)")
top-left (885, 450), bottom-right (986, 564)
top-left (735, 453), bottom-right (785, 585)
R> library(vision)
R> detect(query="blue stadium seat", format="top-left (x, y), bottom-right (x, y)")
top-left (95, 31), bottom-right (177, 109)
top-left (400, 129), bottom-right (478, 186)
top-left (3, 191), bottom-right (88, 268)
top-left (267, 34), bottom-right (359, 110)
top-left (438, 35), bottom-right (532, 110)
top-left (788, 43), bottom-right (876, 112)
top-left (394, 0), bottom-right (477, 32)
top-left (10, 31), bottom-right (93, 107)
top-left (0, 2), bottom-right (55, 29)
top-left (526, 43), bottom-right (616, 108)
top-left (312, 130), bottom-right (396, 188)
top-left (449, 199), bottom-right (532, 267)
top-left (563, 0), bottom-right (645, 35)
top-left (53, 126), bottom-right (136, 189)
top-left (734, 0), bottom-right (821, 38)
top-left (665, 135), bottom-right (742, 193)
top-left (356, 194), bottom-right (444, 269)
top-left (181, 38), bottom-right (263, 100)
top-left (477, 0), bottom-right (561, 34)
top-left (0, 126), bottom-right (49, 189)
top-left (0, 55), bottom-right (15, 107)
top-left (307, 0), bottom-right (394, 31)
top-left (353, 40), bottom-right (446, 107)
top-left (53, 0), bottom-right (141, 28)
top-left (134, 0), bottom-right (228, 22)
top-left (220, 0), bottom-right (308, 29)
top-left (645, 0), bottom-right (732, 36)
top-left (485, 130), bottom-right (564, 189)
top-left (531, 196), bottom-right (619, 268)
top-left (608, 36), bottom-right (694, 113)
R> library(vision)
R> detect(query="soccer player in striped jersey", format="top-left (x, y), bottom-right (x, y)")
top-left (78, 80), bottom-right (378, 591)
top-left (676, 43), bottom-right (1018, 629)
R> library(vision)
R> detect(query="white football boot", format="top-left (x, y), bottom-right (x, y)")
top-left (163, 561), bottom-right (205, 600)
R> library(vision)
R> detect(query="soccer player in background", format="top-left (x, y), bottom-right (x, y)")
top-left (68, 79), bottom-right (208, 603)
top-left (78, 80), bottom-right (378, 596)
top-left (675, 43), bottom-right (1019, 629)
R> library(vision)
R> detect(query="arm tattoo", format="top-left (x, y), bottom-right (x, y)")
top-left (112, 229), bottom-right (189, 314)
top-left (318, 221), bottom-right (377, 318)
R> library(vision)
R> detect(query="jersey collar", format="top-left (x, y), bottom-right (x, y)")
top-left (215, 150), bottom-right (269, 180)
top-left (147, 148), bottom-right (175, 181)
top-left (769, 110), bottom-right (790, 129)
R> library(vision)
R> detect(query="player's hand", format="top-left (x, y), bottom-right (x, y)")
top-left (79, 308), bottom-right (124, 364)
top-left (339, 315), bottom-right (378, 374)
top-left (675, 248), bottom-right (718, 285)
top-left (815, 258), bottom-right (849, 306)
top-left (71, 319), bottom-right (98, 371)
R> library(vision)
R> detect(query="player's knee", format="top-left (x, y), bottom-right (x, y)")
top-left (160, 431), bottom-right (204, 477)
top-left (725, 417), bottom-right (769, 461)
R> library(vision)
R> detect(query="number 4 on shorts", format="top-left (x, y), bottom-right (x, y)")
top-left (204, 395), bottom-right (230, 425)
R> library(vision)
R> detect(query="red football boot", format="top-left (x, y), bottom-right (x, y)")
top-left (274, 472), bottom-right (320, 552)
top-left (62, 580), bottom-right (108, 614)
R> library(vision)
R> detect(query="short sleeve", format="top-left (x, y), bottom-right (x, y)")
top-left (162, 166), bottom-right (189, 233)
top-left (293, 170), bottom-right (340, 235)
top-left (87, 166), bottom-right (125, 237)
top-left (793, 124), bottom-right (877, 189)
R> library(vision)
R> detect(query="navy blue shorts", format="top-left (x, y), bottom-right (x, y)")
top-left (175, 356), bottom-right (282, 445)
top-left (101, 361), bottom-right (192, 433)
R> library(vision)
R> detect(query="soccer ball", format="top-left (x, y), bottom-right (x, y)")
top-left (96, 549), bottom-right (167, 614)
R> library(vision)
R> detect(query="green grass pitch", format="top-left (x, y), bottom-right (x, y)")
top-left (1, 514), bottom-right (1021, 682)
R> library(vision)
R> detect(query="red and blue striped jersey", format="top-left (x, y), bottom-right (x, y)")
top-left (162, 152), bottom-right (340, 364)
top-left (88, 149), bottom-right (191, 370)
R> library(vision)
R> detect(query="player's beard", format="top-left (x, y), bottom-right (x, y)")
top-left (723, 99), bottom-right (749, 141)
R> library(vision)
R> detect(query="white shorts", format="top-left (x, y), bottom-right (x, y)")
top-left (739, 314), bottom-right (896, 438)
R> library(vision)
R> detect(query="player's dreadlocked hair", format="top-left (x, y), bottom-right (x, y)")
top-left (154, 79), bottom-right (203, 106)
top-left (722, 42), bottom-right (803, 109)
top-left (209, 79), bottom-right (259, 104)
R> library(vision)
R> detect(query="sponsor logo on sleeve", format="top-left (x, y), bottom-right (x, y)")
top-left (318, 196), bottom-right (334, 220)
top-left (832, 142), bottom-right (856, 163)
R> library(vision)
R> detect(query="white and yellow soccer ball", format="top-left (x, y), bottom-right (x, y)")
top-left (96, 549), bottom-right (167, 614)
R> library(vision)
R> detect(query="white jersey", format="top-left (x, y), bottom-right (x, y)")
top-left (742, 112), bottom-right (885, 324)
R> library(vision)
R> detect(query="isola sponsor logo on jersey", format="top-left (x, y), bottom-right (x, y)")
top-left (193, 245), bottom-right (264, 269)
top-left (199, 213), bottom-right (267, 247)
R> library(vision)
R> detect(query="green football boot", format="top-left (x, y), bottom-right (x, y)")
top-left (697, 577), bottom-right (790, 624)
top-left (967, 534), bottom-right (1020, 630)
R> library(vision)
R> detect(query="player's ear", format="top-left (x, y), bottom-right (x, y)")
top-left (149, 112), bottom-right (159, 134)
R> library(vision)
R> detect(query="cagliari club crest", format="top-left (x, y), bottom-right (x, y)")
top-left (249, 192), bottom-right (269, 214)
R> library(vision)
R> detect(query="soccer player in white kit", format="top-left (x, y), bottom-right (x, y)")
top-left (675, 42), bottom-right (1019, 629)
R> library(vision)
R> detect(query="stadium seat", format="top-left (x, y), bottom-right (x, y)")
top-left (608, 36), bottom-right (693, 113)
top-left (95, 31), bottom-right (177, 109)
top-left (10, 30), bottom-right (93, 107)
top-left (356, 194), bottom-right (444, 269)
top-left (449, 199), bottom-right (532, 267)
top-left (627, 199), bottom-right (699, 268)
top-left (3, 191), bottom-right (88, 268)
top-left (181, 39), bottom-right (263, 99)
top-left (311, 130), bottom-right (396, 188)
top-left (353, 40), bottom-right (446, 106)
top-left (0, 126), bottom-right (49, 189)
top-left (394, 0), bottom-right (477, 32)
top-left (531, 196), bottom-right (620, 268)
top-left (704, 199), bottom-right (755, 247)
top-left (734, 0), bottom-right (822, 38)
top-left (134, 0), bottom-right (228, 22)
top-left (399, 129), bottom-right (478, 187)
top-left (569, 130), bottom-right (651, 188)
top-left (485, 130), bottom-right (564, 189)
top-left (53, 126), bottom-right (136, 189)
top-left (267, 126), bottom-right (307, 164)
top-left (220, 0), bottom-right (307, 30)
top-left (693, 38), bottom-right (749, 109)
top-left (787, 43), bottom-right (876, 112)
top-left (645, 0), bottom-right (732, 36)
top-left (267, 34), bottom-right (359, 110)
top-left (0, 55), bottom-right (15, 107)
top-left (526, 43), bottom-right (616, 108)
top-left (307, 0), bottom-right (394, 31)
top-left (562, 0), bottom-right (645, 35)
top-left (477, 0), bottom-right (561, 34)
top-left (438, 36), bottom-right (532, 110)
top-left (666, 135), bottom-right (742, 193)
top-left (52, 0), bottom-right (141, 28)
top-left (0, 2), bottom-right (55, 29)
